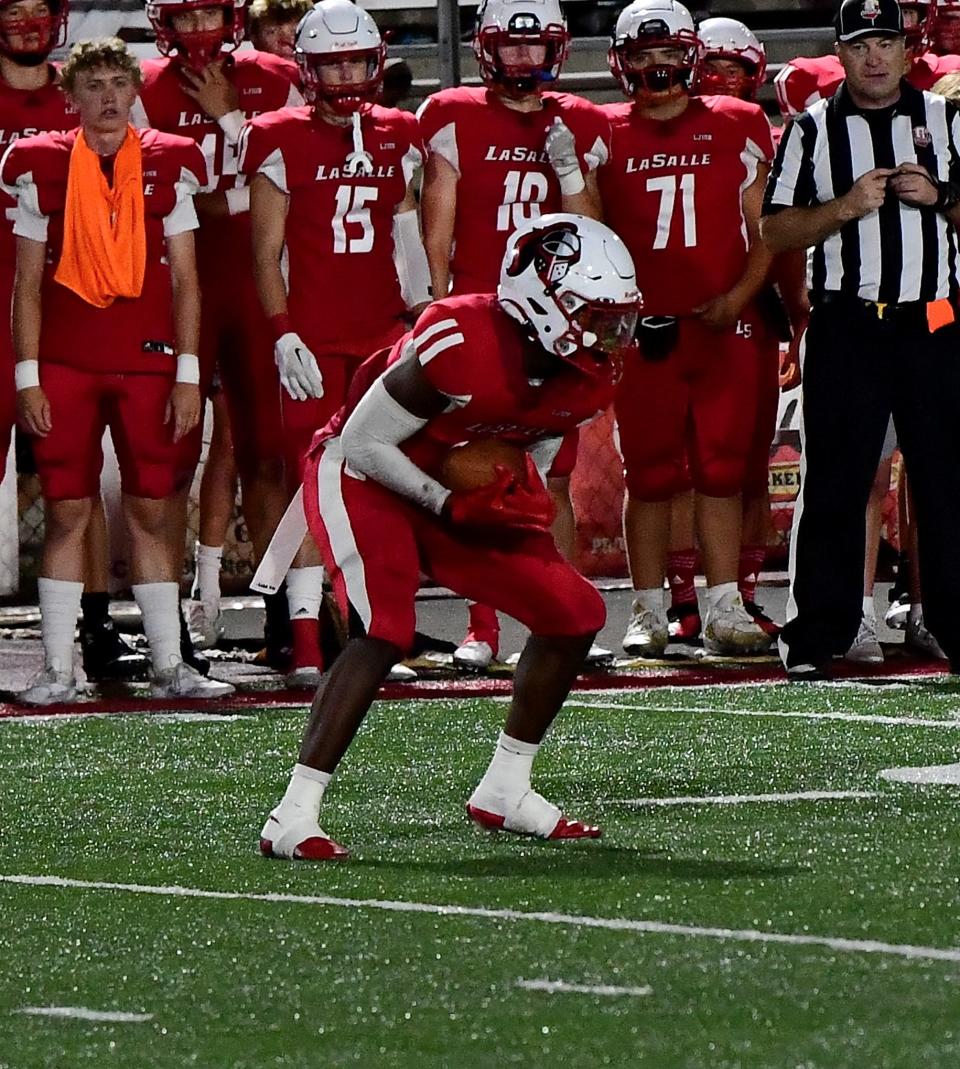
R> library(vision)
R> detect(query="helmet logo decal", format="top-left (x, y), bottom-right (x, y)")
top-left (508, 223), bottom-right (581, 288)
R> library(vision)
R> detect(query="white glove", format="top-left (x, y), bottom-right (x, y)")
top-left (274, 332), bottom-right (324, 401)
top-left (545, 117), bottom-right (585, 196)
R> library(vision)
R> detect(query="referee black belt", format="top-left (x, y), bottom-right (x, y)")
top-left (815, 293), bottom-right (925, 321)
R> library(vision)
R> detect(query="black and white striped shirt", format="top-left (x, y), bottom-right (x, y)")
top-left (763, 81), bottom-right (960, 303)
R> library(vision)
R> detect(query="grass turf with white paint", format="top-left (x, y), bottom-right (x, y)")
top-left (0, 682), bottom-right (958, 1068)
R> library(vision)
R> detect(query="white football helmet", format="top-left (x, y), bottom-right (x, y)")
top-left (474, 0), bottom-right (570, 96)
top-left (146, 0), bottom-right (246, 71)
top-left (695, 17), bottom-right (766, 100)
top-left (295, 0), bottom-right (385, 114)
top-left (899, 0), bottom-right (937, 53)
top-left (0, 0), bottom-right (67, 63)
top-left (608, 0), bottom-right (700, 98)
top-left (498, 214), bottom-right (642, 377)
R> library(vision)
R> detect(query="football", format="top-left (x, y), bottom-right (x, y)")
top-left (439, 439), bottom-right (528, 491)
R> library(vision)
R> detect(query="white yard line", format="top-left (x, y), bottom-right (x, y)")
top-left (517, 979), bottom-right (652, 998)
top-left (2, 872), bottom-right (959, 965)
top-left (14, 1006), bottom-right (153, 1023)
top-left (879, 763), bottom-right (960, 786)
top-left (609, 790), bottom-right (877, 808)
top-left (568, 700), bottom-right (960, 730)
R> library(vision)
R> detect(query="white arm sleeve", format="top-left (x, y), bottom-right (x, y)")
top-left (339, 376), bottom-right (451, 515)
top-left (392, 208), bottom-right (431, 308)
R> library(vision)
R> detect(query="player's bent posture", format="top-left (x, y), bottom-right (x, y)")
top-left (259, 214), bottom-right (641, 860)
top-left (599, 0), bottom-right (774, 659)
top-left (136, 0), bottom-right (304, 666)
top-left (417, 0), bottom-right (611, 670)
top-left (241, 0), bottom-right (429, 687)
top-left (5, 38), bottom-right (234, 703)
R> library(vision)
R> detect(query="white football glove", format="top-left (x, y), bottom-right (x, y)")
top-left (544, 117), bottom-right (584, 195)
top-left (274, 332), bottom-right (324, 401)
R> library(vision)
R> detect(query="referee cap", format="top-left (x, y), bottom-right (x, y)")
top-left (835, 0), bottom-right (904, 42)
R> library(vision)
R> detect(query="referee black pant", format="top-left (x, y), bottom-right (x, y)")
top-left (780, 296), bottom-right (960, 671)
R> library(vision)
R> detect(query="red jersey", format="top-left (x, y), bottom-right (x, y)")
top-left (774, 51), bottom-right (960, 119)
top-left (416, 87), bottom-right (610, 295)
top-left (0, 127), bottom-right (207, 374)
top-left (0, 69), bottom-right (78, 272)
top-left (133, 51), bottom-right (303, 271)
top-left (599, 95), bottom-right (773, 316)
top-left (238, 103), bottom-right (423, 353)
top-left (322, 294), bottom-right (616, 476)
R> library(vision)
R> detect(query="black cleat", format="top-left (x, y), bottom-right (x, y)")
top-left (80, 620), bottom-right (150, 682)
top-left (179, 606), bottom-right (210, 676)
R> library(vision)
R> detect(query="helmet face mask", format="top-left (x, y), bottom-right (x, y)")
top-left (146, 0), bottom-right (246, 72)
top-left (296, 0), bottom-right (385, 115)
top-left (899, 0), bottom-right (936, 53)
top-left (498, 214), bottom-right (642, 378)
top-left (474, 0), bottom-right (569, 97)
top-left (0, 0), bottom-right (67, 65)
top-left (933, 1), bottom-right (960, 53)
top-left (694, 16), bottom-right (765, 100)
top-left (608, 1), bottom-right (700, 100)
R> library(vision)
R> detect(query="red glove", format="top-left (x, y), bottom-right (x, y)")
top-left (446, 455), bottom-right (555, 531)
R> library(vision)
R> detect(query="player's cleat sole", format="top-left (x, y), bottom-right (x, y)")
top-left (259, 812), bottom-right (350, 861)
top-left (785, 663), bottom-right (828, 682)
top-left (466, 804), bottom-right (602, 840)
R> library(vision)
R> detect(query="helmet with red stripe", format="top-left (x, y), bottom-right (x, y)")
top-left (0, 0), bottom-right (68, 64)
top-left (608, 0), bottom-right (700, 99)
top-left (474, 0), bottom-right (570, 98)
top-left (146, 0), bottom-right (246, 71)
top-left (899, 0), bottom-right (937, 53)
top-left (695, 17), bottom-right (766, 101)
top-left (295, 0), bottom-right (385, 116)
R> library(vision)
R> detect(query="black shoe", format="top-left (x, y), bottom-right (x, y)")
top-left (179, 607), bottom-right (209, 676)
top-left (785, 662), bottom-right (828, 682)
top-left (410, 630), bottom-right (458, 657)
top-left (80, 620), bottom-right (151, 682)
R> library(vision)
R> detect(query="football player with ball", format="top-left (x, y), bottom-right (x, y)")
top-left (259, 214), bottom-right (641, 860)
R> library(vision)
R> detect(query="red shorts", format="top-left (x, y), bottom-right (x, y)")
top-left (282, 324), bottom-right (406, 486)
top-left (304, 440), bottom-right (605, 653)
top-left (201, 273), bottom-right (282, 476)
top-left (615, 314), bottom-right (764, 501)
top-left (31, 364), bottom-right (192, 501)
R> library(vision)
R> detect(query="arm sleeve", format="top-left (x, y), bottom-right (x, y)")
top-left (0, 144), bottom-right (48, 242)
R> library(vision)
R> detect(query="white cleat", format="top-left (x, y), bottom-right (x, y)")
top-left (905, 613), bottom-right (947, 660)
top-left (286, 665), bottom-right (323, 689)
top-left (466, 786), bottom-right (601, 840)
top-left (19, 665), bottom-right (78, 706)
top-left (386, 663), bottom-right (417, 682)
top-left (703, 591), bottom-right (771, 655)
top-left (259, 807), bottom-right (349, 861)
top-left (884, 595), bottom-right (910, 632)
top-left (622, 603), bottom-right (669, 658)
top-left (185, 598), bottom-right (223, 650)
top-left (453, 639), bottom-right (495, 670)
top-left (151, 660), bottom-right (235, 699)
top-left (845, 616), bottom-right (884, 664)
top-left (584, 643), bottom-right (614, 666)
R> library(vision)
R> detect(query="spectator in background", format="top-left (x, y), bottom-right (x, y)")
top-left (248, 0), bottom-right (313, 61)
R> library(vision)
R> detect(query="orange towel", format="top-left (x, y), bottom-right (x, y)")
top-left (54, 125), bottom-right (146, 309)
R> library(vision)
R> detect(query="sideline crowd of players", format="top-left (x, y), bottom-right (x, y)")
top-left (3, 0), bottom-right (957, 717)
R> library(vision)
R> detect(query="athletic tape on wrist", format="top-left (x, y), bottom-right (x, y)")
top-left (558, 169), bottom-right (586, 197)
top-left (176, 353), bottom-right (200, 385)
top-left (14, 360), bottom-right (39, 391)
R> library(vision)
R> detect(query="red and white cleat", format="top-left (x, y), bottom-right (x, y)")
top-left (259, 809), bottom-right (350, 861)
top-left (466, 788), bottom-right (601, 840)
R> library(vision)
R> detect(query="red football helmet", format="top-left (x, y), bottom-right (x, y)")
top-left (146, 0), bottom-right (246, 71)
top-left (474, 0), bottom-right (570, 97)
top-left (0, 0), bottom-right (68, 63)
top-left (899, 0), bottom-right (937, 52)
top-left (694, 17), bottom-right (766, 101)
top-left (932, 0), bottom-right (960, 53)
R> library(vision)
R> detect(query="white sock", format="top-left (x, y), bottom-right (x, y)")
top-left (862, 594), bottom-right (876, 620)
top-left (633, 587), bottom-right (664, 614)
top-left (279, 763), bottom-right (331, 820)
top-left (132, 582), bottom-right (181, 673)
top-left (286, 566), bottom-right (325, 620)
top-left (706, 582), bottom-right (739, 611)
top-left (38, 577), bottom-right (83, 673)
top-left (192, 543), bottom-right (223, 606)
top-left (477, 732), bottom-right (540, 800)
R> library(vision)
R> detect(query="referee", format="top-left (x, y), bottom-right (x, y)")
top-left (762, 0), bottom-right (960, 679)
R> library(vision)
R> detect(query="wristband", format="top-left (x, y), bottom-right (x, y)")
top-left (14, 360), bottom-right (39, 391)
top-left (217, 109), bottom-right (245, 144)
top-left (225, 186), bottom-right (250, 216)
top-left (269, 312), bottom-right (294, 342)
top-left (176, 353), bottom-right (200, 385)
top-left (557, 169), bottom-right (586, 197)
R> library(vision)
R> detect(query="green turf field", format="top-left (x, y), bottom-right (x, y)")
top-left (1, 682), bottom-right (959, 1068)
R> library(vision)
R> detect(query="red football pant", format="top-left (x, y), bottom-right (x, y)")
top-left (31, 364), bottom-right (193, 501)
top-left (615, 316), bottom-right (764, 501)
top-left (304, 441), bottom-right (606, 653)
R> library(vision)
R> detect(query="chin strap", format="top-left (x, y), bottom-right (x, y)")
top-left (343, 110), bottom-right (374, 177)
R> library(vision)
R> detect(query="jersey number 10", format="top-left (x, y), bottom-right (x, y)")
top-left (497, 170), bottom-right (549, 232)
